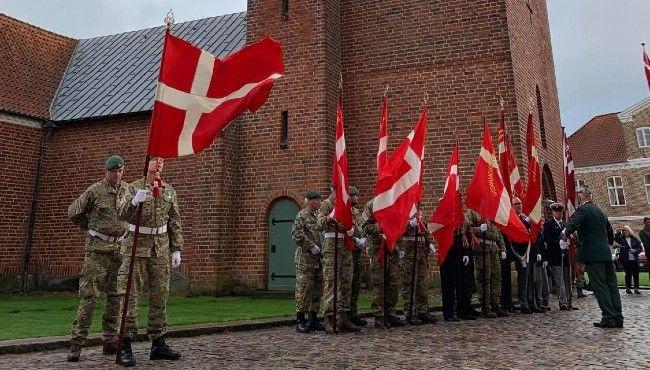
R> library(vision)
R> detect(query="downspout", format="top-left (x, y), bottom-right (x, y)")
top-left (20, 120), bottom-right (53, 292)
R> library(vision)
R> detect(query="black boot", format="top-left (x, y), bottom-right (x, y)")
top-left (150, 337), bottom-right (181, 360)
top-left (387, 315), bottom-right (405, 327)
top-left (308, 311), bottom-right (325, 331)
top-left (118, 339), bottom-right (136, 367)
top-left (296, 312), bottom-right (310, 333)
top-left (349, 314), bottom-right (368, 327)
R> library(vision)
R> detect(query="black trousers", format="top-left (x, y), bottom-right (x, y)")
top-left (623, 261), bottom-right (640, 289)
top-left (500, 257), bottom-right (513, 309)
top-left (440, 252), bottom-right (461, 319)
top-left (457, 253), bottom-right (475, 316)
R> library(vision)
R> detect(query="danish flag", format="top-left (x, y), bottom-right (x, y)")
top-left (465, 120), bottom-right (529, 243)
top-left (428, 143), bottom-right (463, 265)
top-left (564, 135), bottom-right (576, 218)
top-left (523, 112), bottom-right (542, 242)
top-left (373, 108), bottom-right (428, 251)
top-left (147, 33), bottom-right (284, 158)
top-left (333, 97), bottom-right (354, 249)
top-left (497, 110), bottom-right (524, 200)
top-left (643, 43), bottom-right (650, 91)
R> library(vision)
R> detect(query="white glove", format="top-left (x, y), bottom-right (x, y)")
top-left (171, 251), bottom-right (181, 268)
top-left (559, 240), bottom-right (568, 250)
top-left (355, 237), bottom-right (367, 249)
top-left (536, 254), bottom-right (542, 262)
top-left (462, 255), bottom-right (470, 266)
top-left (480, 223), bottom-right (488, 232)
top-left (346, 227), bottom-right (355, 237)
top-left (311, 245), bottom-right (321, 255)
top-left (132, 189), bottom-right (149, 206)
top-left (409, 218), bottom-right (418, 228)
top-left (524, 216), bottom-right (531, 223)
top-left (399, 250), bottom-right (405, 259)
top-left (542, 261), bottom-right (548, 268)
top-left (560, 229), bottom-right (566, 239)
top-left (428, 243), bottom-right (436, 255)
top-left (501, 251), bottom-right (507, 260)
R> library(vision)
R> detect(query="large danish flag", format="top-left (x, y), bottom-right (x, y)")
top-left (333, 97), bottom-right (354, 249)
top-left (465, 120), bottom-right (529, 243)
top-left (428, 142), bottom-right (463, 265)
top-left (373, 108), bottom-right (427, 251)
top-left (147, 33), bottom-right (284, 158)
top-left (564, 135), bottom-right (576, 218)
top-left (523, 112), bottom-right (542, 242)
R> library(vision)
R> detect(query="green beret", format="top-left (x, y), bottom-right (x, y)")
top-left (305, 190), bottom-right (322, 200)
top-left (349, 186), bottom-right (359, 196)
top-left (105, 155), bottom-right (124, 171)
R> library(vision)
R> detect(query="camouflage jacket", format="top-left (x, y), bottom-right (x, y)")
top-left (398, 221), bottom-right (433, 261)
top-left (361, 199), bottom-right (384, 253)
top-left (463, 210), bottom-right (505, 253)
top-left (316, 194), bottom-right (347, 234)
top-left (67, 179), bottom-right (128, 252)
top-left (292, 207), bottom-right (322, 267)
top-left (118, 178), bottom-right (183, 258)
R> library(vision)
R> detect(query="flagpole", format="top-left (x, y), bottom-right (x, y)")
top-left (382, 241), bottom-right (388, 324)
top-left (115, 12), bottom-right (174, 364)
top-left (333, 228), bottom-right (339, 334)
top-left (408, 224), bottom-right (418, 323)
top-left (481, 229), bottom-right (487, 315)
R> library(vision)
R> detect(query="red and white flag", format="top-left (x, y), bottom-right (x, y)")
top-left (377, 96), bottom-right (389, 173)
top-left (523, 112), bottom-right (542, 242)
top-left (147, 33), bottom-right (284, 158)
top-left (497, 111), bottom-right (512, 199)
top-left (465, 120), bottom-right (529, 243)
top-left (564, 135), bottom-right (576, 218)
top-left (333, 97), bottom-right (354, 249)
top-left (428, 143), bottom-right (463, 265)
top-left (506, 137), bottom-right (525, 200)
top-left (641, 44), bottom-right (650, 89)
top-left (373, 108), bottom-right (428, 251)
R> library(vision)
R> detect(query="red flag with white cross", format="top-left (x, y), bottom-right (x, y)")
top-left (333, 97), bottom-right (354, 250)
top-left (147, 32), bottom-right (284, 158)
top-left (643, 43), bottom-right (650, 91)
top-left (523, 112), bottom-right (542, 242)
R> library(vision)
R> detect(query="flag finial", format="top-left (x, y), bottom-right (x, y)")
top-left (339, 72), bottom-right (343, 91)
top-left (422, 91), bottom-right (429, 107)
top-left (384, 83), bottom-right (389, 98)
top-left (528, 97), bottom-right (534, 113)
top-left (498, 94), bottom-right (505, 109)
top-left (164, 9), bottom-right (175, 31)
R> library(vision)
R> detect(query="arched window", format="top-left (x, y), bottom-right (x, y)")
top-left (536, 85), bottom-right (547, 149)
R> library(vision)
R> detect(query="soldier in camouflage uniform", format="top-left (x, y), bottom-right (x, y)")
top-left (291, 190), bottom-right (324, 333)
top-left (317, 185), bottom-right (359, 333)
top-left (67, 155), bottom-right (128, 362)
top-left (349, 186), bottom-right (368, 327)
top-left (464, 209), bottom-right (509, 318)
top-left (116, 157), bottom-right (182, 366)
top-left (399, 209), bottom-right (438, 325)
top-left (362, 199), bottom-right (404, 329)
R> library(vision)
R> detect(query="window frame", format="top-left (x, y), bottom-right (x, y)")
top-left (645, 173), bottom-right (650, 205)
top-left (637, 127), bottom-right (650, 148)
top-left (606, 176), bottom-right (626, 207)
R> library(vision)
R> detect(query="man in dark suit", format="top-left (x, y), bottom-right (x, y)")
top-left (563, 187), bottom-right (622, 328)
top-left (543, 203), bottom-right (570, 310)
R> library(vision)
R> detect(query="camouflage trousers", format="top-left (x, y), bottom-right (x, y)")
top-left (117, 250), bottom-right (170, 341)
top-left (369, 247), bottom-right (400, 316)
top-left (70, 250), bottom-right (121, 347)
top-left (474, 247), bottom-right (502, 311)
top-left (322, 236), bottom-right (353, 319)
top-left (294, 251), bottom-right (323, 313)
top-left (400, 244), bottom-right (430, 315)
top-left (350, 249), bottom-right (364, 316)
top-left (575, 263), bottom-right (587, 288)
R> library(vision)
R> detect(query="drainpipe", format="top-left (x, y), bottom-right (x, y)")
top-left (20, 120), bottom-right (53, 292)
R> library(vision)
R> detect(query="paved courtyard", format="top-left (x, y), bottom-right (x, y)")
top-left (2, 292), bottom-right (647, 369)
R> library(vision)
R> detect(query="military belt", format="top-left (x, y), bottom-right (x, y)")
top-left (128, 223), bottom-right (167, 235)
top-left (88, 229), bottom-right (125, 243)
top-left (323, 232), bottom-right (345, 239)
top-left (477, 238), bottom-right (497, 246)
top-left (401, 236), bottom-right (419, 241)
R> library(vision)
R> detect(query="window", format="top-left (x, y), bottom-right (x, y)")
top-left (606, 176), bottom-right (626, 206)
top-left (637, 127), bottom-right (650, 148)
top-left (536, 85), bottom-right (547, 149)
top-left (280, 110), bottom-right (288, 149)
top-left (576, 179), bottom-right (586, 189)
top-left (645, 174), bottom-right (650, 204)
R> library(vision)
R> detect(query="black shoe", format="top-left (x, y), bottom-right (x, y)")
top-left (468, 308), bottom-right (482, 317)
top-left (570, 306), bottom-right (579, 310)
top-left (374, 316), bottom-right (390, 329)
top-left (458, 314), bottom-right (476, 320)
top-left (387, 315), bottom-right (405, 327)
top-left (406, 315), bottom-right (423, 325)
top-left (532, 307), bottom-right (545, 313)
top-left (417, 312), bottom-right (438, 324)
top-left (559, 304), bottom-right (569, 311)
top-left (118, 339), bottom-right (136, 367)
top-left (634, 289), bottom-right (641, 295)
top-left (296, 312), bottom-right (311, 333)
top-left (308, 311), bottom-right (325, 331)
top-left (593, 321), bottom-right (618, 328)
top-left (349, 315), bottom-right (368, 327)
top-left (150, 338), bottom-right (181, 361)
top-left (444, 316), bottom-right (460, 322)
top-left (626, 289), bottom-right (632, 294)
top-left (67, 345), bottom-right (81, 362)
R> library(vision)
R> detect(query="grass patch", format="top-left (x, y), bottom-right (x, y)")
top-left (616, 271), bottom-right (650, 287)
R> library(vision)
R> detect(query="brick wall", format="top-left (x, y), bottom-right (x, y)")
top-left (0, 119), bottom-right (42, 279)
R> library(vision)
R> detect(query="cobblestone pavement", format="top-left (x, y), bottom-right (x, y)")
top-left (2, 292), bottom-right (647, 369)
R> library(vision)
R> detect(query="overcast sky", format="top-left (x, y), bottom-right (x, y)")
top-left (2, 0), bottom-right (649, 134)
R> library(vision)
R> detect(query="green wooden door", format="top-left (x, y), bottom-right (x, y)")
top-left (268, 199), bottom-right (300, 291)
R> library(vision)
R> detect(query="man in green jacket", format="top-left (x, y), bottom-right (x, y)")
top-left (563, 187), bottom-right (622, 328)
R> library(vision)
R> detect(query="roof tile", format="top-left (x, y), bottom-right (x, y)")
top-left (568, 113), bottom-right (627, 167)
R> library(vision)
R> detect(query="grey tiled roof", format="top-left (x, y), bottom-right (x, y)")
top-left (50, 12), bottom-right (246, 122)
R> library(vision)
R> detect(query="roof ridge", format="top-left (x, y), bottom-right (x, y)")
top-left (0, 12), bottom-right (75, 41)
